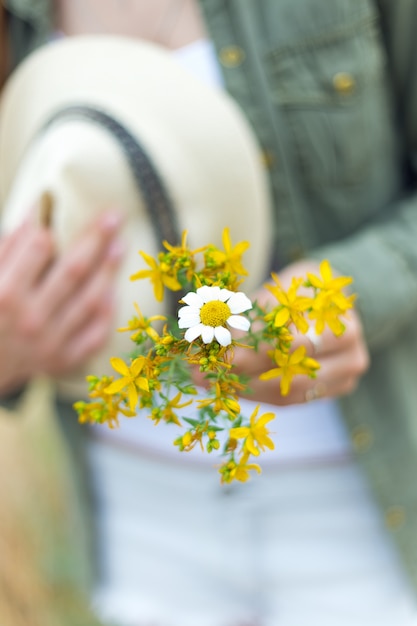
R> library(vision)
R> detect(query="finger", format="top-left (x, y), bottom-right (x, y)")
top-left (37, 298), bottom-right (115, 377)
top-left (51, 249), bottom-right (121, 346)
top-left (293, 373), bottom-right (359, 405)
top-left (0, 226), bottom-right (55, 293)
top-left (232, 342), bottom-right (273, 377)
top-left (235, 371), bottom-right (325, 406)
top-left (0, 222), bottom-right (30, 263)
top-left (0, 207), bottom-right (45, 263)
top-left (32, 211), bottom-right (123, 321)
top-left (292, 323), bottom-right (353, 359)
top-left (240, 339), bottom-right (368, 406)
top-left (20, 236), bottom-right (123, 341)
top-left (237, 374), bottom-right (299, 406)
top-left (313, 340), bottom-right (369, 383)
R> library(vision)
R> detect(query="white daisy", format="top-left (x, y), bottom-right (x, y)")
top-left (178, 285), bottom-right (252, 346)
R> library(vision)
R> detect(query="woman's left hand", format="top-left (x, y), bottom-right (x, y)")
top-left (210, 259), bottom-right (370, 406)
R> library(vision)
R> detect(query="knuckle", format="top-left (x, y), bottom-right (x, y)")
top-left (30, 229), bottom-right (54, 255)
top-left (17, 310), bottom-right (44, 339)
top-left (354, 346), bottom-right (370, 375)
top-left (82, 292), bottom-right (103, 316)
top-left (38, 340), bottom-right (59, 366)
top-left (359, 350), bottom-right (370, 373)
top-left (0, 282), bottom-right (16, 308)
top-left (87, 324), bottom-right (111, 354)
top-left (347, 377), bottom-right (358, 393)
top-left (64, 257), bottom-right (90, 284)
top-left (340, 377), bottom-right (358, 396)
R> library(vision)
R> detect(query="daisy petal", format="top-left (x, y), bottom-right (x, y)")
top-left (218, 288), bottom-right (234, 302)
top-left (181, 292), bottom-right (204, 307)
top-left (227, 315), bottom-right (250, 331)
top-left (201, 325), bottom-right (215, 344)
top-left (227, 292), bottom-right (252, 314)
top-left (197, 285), bottom-right (221, 302)
top-left (178, 314), bottom-right (201, 329)
top-left (178, 305), bottom-right (200, 317)
top-left (214, 326), bottom-right (232, 346)
top-left (184, 323), bottom-right (205, 342)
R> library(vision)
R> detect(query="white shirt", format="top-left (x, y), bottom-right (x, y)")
top-left (91, 39), bottom-right (353, 465)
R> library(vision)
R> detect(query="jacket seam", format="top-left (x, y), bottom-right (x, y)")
top-left (267, 12), bottom-right (378, 61)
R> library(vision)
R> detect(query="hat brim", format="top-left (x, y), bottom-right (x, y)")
top-left (0, 35), bottom-right (273, 398)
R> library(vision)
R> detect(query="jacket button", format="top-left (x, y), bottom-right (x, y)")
top-left (385, 506), bottom-right (406, 531)
top-left (260, 149), bottom-right (277, 169)
top-left (332, 71), bottom-right (356, 95)
top-left (288, 245), bottom-right (304, 261)
top-left (352, 425), bottom-right (373, 452)
top-left (219, 45), bottom-right (246, 68)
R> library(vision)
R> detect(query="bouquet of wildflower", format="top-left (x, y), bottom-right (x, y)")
top-left (74, 228), bottom-right (354, 483)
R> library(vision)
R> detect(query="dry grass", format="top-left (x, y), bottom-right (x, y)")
top-left (0, 380), bottom-right (104, 626)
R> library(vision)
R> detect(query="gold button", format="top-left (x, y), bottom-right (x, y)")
top-left (219, 45), bottom-right (246, 68)
top-left (385, 506), bottom-right (406, 531)
top-left (260, 149), bottom-right (276, 169)
top-left (332, 71), bottom-right (356, 95)
top-left (352, 425), bottom-right (373, 452)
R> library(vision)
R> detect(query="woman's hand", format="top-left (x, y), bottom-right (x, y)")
top-left (232, 259), bottom-right (370, 405)
top-left (0, 211), bottom-right (123, 395)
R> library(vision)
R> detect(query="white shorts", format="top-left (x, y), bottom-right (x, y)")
top-left (88, 439), bottom-right (417, 626)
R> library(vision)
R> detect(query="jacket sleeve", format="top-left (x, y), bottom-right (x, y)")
top-left (312, 0), bottom-right (417, 350)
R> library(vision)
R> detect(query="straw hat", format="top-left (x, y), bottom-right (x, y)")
top-left (0, 35), bottom-right (272, 399)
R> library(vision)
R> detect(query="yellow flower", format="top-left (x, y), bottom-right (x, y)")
top-left (163, 229), bottom-right (205, 260)
top-left (307, 259), bottom-right (353, 293)
top-left (207, 227), bottom-right (249, 276)
top-left (119, 303), bottom-right (166, 342)
top-left (198, 395), bottom-right (241, 419)
top-left (309, 291), bottom-right (355, 335)
top-left (151, 392), bottom-right (193, 426)
top-left (266, 274), bottom-right (312, 333)
top-left (105, 357), bottom-right (149, 411)
top-left (130, 251), bottom-right (182, 301)
top-left (230, 405), bottom-right (275, 456)
top-left (220, 453), bottom-right (261, 483)
top-left (307, 261), bottom-right (355, 335)
top-left (174, 424), bottom-right (207, 452)
top-left (187, 342), bottom-right (233, 372)
top-left (233, 454), bottom-right (262, 482)
top-left (259, 346), bottom-right (320, 396)
top-left (74, 389), bottom-right (135, 429)
top-left (197, 381), bottom-right (241, 418)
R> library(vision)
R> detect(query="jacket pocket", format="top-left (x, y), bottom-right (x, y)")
top-left (265, 5), bottom-right (393, 189)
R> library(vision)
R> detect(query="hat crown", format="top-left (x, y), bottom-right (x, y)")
top-left (0, 35), bottom-right (273, 399)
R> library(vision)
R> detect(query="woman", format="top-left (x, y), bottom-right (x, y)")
top-left (2, 1), bottom-right (417, 625)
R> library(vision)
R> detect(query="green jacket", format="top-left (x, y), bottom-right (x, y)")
top-left (5, 0), bottom-right (417, 598)
top-left (198, 0), bottom-right (417, 587)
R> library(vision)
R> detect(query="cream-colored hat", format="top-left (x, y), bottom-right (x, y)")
top-left (0, 35), bottom-right (272, 399)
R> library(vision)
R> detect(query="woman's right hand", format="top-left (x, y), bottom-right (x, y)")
top-left (0, 211), bottom-right (123, 396)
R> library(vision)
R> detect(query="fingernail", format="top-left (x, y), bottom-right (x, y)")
top-left (106, 239), bottom-right (125, 261)
top-left (100, 211), bottom-right (123, 232)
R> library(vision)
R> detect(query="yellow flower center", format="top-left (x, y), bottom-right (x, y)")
top-left (200, 300), bottom-right (231, 327)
